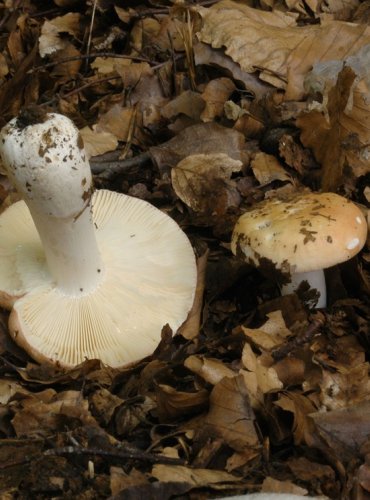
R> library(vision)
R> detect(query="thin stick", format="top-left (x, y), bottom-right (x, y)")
top-left (271, 313), bottom-right (325, 362)
top-left (44, 445), bottom-right (185, 465)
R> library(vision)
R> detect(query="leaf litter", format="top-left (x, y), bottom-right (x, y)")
top-left (0, 0), bottom-right (369, 498)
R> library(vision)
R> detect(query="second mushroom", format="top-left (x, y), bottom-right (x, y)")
top-left (231, 192), bottom-right (367, 308)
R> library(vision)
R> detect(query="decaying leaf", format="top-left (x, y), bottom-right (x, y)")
top-left (179, 249), bottom-right (208, 340)
top-left (241, 311), bottom-right (292, 350)
top-left (200, 77), bottom-right (236, 122)
top-left (198, 375), bottom-right (260, 455)
top-left (298, 50), bottom-right (370, 190)
top-left (197, 0), bottom-right (370, 98)
top-left (80, 126), bottom-right (118, 158)
top-left (152, 463), bottom-right (243, 488)
top-left (251, 152), bottom-right (292, 185)
top-left (240, 343), bottom-right (283, 408)
top-left (39, 13), bottom-right (81, 58)
top-left (184, 355), bottom-right (236, 385)
top-left (171, 153), bottom-right (242, 214)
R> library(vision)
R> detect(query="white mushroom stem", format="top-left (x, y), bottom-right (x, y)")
top-left (27, 204), bottom-right (104, 295)
top-left (281, 269), bottom-right (326, 308)
top-left (0, 112), bottom-right (105, 296)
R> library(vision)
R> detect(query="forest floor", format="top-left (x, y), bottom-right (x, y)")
top-left (0, 0), bottom-right (370, 498)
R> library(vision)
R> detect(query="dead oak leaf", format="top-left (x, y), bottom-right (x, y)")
top-left (184, 355), bottom-right (236, 385)
top-left (251, 152), bottom-right (292, 185)
top-left (275, 392), bottom-right (317, 445)
top-left (39, 13), bottom-right (81, 58)
top-left (152, 464), bottom-right (243, 489)
top-left (240, 343), bottom-right (283, 408)
top-left (241, 310), bottom-right (292, 351)
top-left (299, 59), bottom-right (370, 190)
top-left (171, 153), bottom-right (242, 214)
top-left (198, 374), bottom-right (260, 454)
top-left (198, 0), bottom-right (370, 99)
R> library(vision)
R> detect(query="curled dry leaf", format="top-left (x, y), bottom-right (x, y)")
top-left (178, 249), bottom-right (208, 340)
top-left (171, 153), bottom-right (242, 214)
top-left (241, 343), bottom-right (283, 408)
top-left (161, 90), bottom-right (205, 121)
top-left (39, 13), bottom-right (81, 58)
top-left (79, 126), bottom-right (118, 159)
top-left (184, 355), bottom-right (236, 385)
top-left (275, 392), bottom-right (317, 445)
top-left (155, 383), bottom-right (209, 422)
top-left (200, 77), bottom-right (236, 122)
top-left (241, 310), bottom-right (292, 351)
top-left (199, 374), bottom-right (260, 454)
top-left (251, 152), bottom-right (292, 185)
top-left (194, 42), bottom-right (274, 100)
top-left (299, 53), bottom-right (370, 190)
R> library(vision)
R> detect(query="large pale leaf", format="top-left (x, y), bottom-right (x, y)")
top-left (197, 0), bottom-right (370, 99)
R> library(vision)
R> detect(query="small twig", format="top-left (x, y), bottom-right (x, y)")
top-left (40, 75), bottom-right (122, 107)
top-left (271, 313), bottom-right (326, 362)
top-left (85, 0), bottom-right (98, 70)
top-left (44, 445), bottom-right (185, 465)
top-left (91, 151), bottom-right (151, 178)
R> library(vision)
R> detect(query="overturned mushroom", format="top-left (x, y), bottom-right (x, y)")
top-left (0, 111), bottom-right (197, 368)
top-left (231, 192), bottom-right (367, 308)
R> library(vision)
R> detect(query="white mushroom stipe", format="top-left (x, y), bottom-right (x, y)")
top-left (0, 112), bottom-right (197, 368)
top-left (231, 192), bottom-right (367, 308)
top-left (281, 269), bottom-right (326, 309)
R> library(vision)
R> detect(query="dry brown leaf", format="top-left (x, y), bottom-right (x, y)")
top-left (240, 343), bottom-right (283, 408)
top-left (179, 250), bottom-right (208, 340)
top-left (115, 62), bottom-right (153, 88)
top-left (0, 54), bottom-right (9, 80)
top-left (80, 126), bottom-right (118, 159)
top-left (287, 456), bottom-right (335, 483)
top-left (200, 77), bottom-right (236, 122)
top-left (150, 122), bottom-right (246, 171)
top-left (319, 362), bottom-right (370, 410)
top-left (171, 153), bottom-right (242, 214)
top-left (110, 466), bottom-right (148, 496)
top-left (0, 380), bottom-right (28, 404)
top-left (200, 375), bottom-right (260, 454)
top-left (198, 0), bottom-right (370, 99)
top-left (251, 152), bottom-right (292, 185)
top-left (261, 476), bottom-right (309, 496)
top-left (309, 401), bottom-right (370, 454)
top-left (299, 57), bottom-right (370, 190)
top-left (184, 355), bottom-right (236, 385)
top-left (11, 389), bottom-right (97, 437)
top-left (241, 310), bottom-right (292, 351)
top-left (114, 6), bottom-right (137, 24)
top-left (90, 388), bottom-right (123, 425)
top-left (161, 90), bottom-right (205, 120)
top-left (275, 392), bottom-right (317, 444)
top-left (155, 383), bottom-right (209, 422)
top-left (194, 42), bottom-right (274, 100)
top-left (91, 57), bottom-right (131, 75)
top-left (96, 104), bottom-right (133, 142)
top-left (39, 13), bottom-right (80, 58)
top-left (152, 463), bottom-right (242, 487)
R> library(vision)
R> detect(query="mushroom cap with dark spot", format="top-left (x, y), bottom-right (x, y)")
top-left (231, 192), bottom-right (367, 273)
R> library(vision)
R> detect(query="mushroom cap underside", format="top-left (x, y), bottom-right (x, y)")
top-left (0, 190), bottom-right (197, 367)
top-left (231, 192), bottom-right (367, 274)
